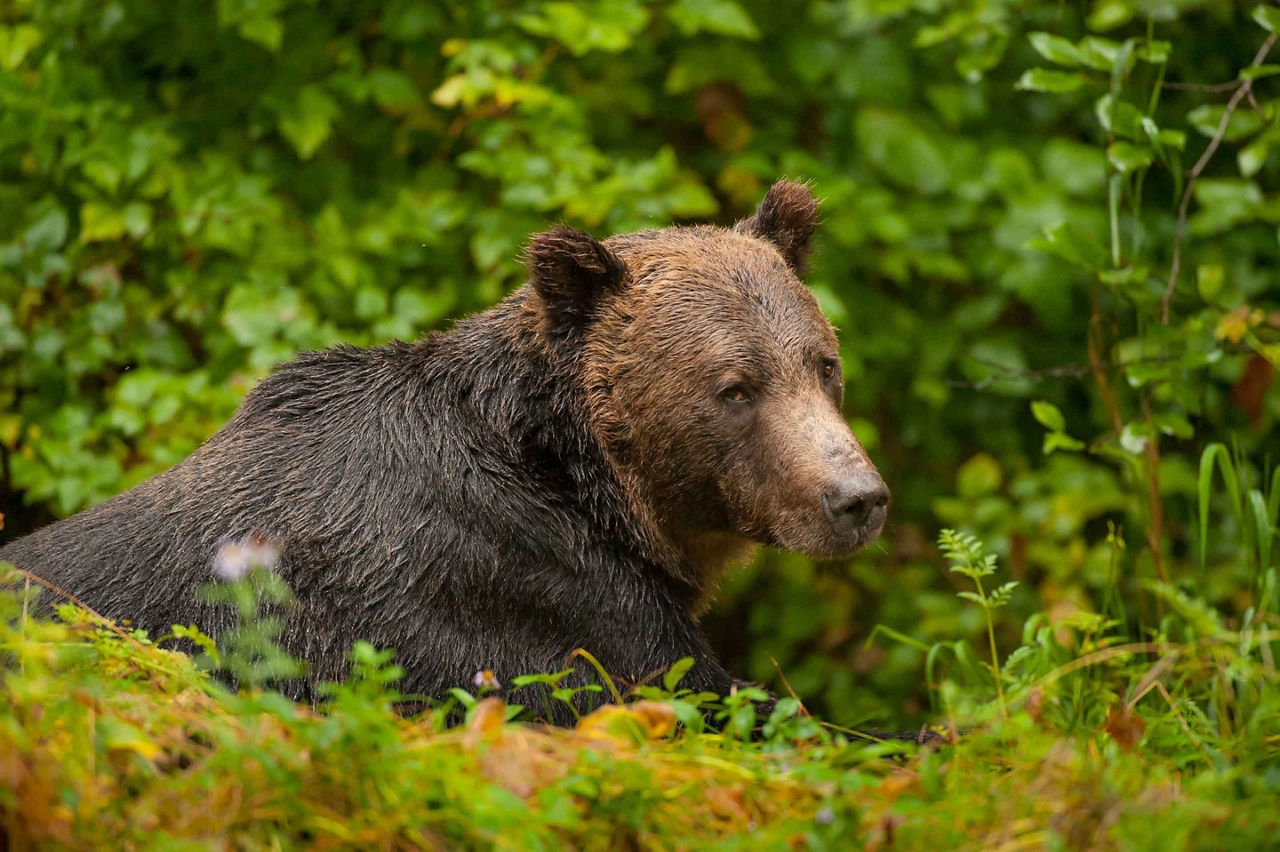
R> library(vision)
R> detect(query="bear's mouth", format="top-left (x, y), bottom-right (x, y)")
top-left (758, 511), bottom-right (887, 560)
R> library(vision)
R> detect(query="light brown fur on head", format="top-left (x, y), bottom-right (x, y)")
top-left (524, 180), bottom-right (888, 614)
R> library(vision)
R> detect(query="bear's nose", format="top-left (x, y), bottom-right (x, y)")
top-left (822, 472), bottom-right (890, 536)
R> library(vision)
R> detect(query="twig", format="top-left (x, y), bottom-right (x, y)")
top-left (1161, 80), bottom-right (1243, 93)
top-left (945, 344), bottom-right (1256, 391)
top-left (768, 655), bottom-right (810, 717)
top-left (1163, 33), bottom-right (1278, 325)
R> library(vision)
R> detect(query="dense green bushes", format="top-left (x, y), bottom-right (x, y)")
top-left (1, 0), bottom-right (1278, 728)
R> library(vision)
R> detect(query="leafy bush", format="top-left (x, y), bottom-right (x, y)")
top-left (1, 0), bottom-right (1278, 733)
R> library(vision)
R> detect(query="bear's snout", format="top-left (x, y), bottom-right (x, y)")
top-left (821, 471), bottom-right (890, 543)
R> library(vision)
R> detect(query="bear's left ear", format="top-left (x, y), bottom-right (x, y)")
top-left (525, 225), bottom-right (627, 333)
top-left (734, 179), bottom-right (821, 275)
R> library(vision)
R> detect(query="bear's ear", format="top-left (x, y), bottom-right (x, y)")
top-left (734, 179), bottom-right (821, 275)
top-left (525, 225), bottom-right (627, 332)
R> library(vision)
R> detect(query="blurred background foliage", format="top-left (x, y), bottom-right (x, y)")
top-left (1, 0), bottom-right (1277, 728)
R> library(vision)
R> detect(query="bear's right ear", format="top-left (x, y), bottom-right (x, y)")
top-left (525, 225), bottom-right (627, 332)
top-left (734, 179), bottom-right (821, 275)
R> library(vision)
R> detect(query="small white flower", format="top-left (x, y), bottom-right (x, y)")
top-left (473, 669), bottom-right (500, 690)
top-left (212, 537), bottom-right (280, 581)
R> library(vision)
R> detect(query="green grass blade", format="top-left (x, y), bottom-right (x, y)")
top-left (1199, 443), bottom-right (1241, 568)
top-left (1249, 489), bottom-right (1273, 571)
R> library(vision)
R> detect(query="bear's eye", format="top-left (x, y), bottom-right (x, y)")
top-left (821, 359), bottom-right (839, 382)
top-left (721, 384), bottom-right (754, 404)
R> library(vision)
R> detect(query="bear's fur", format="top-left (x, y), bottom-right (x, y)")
top-left (0, 180), bottom-right (888, 720)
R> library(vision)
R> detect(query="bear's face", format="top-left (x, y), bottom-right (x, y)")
top-left (526, 181), bottom-right (888, 573)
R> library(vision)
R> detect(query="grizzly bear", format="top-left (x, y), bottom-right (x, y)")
top-left (0, 180), bottom-right (888, 721)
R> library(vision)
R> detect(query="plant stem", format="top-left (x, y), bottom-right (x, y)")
top-left (973, 575), bottom-right (1007, 719)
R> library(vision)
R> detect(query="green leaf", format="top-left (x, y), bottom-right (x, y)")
top-left (237, 16), bottom-right (283, 52)
top-left (79, 203), bottom-right (127, 243)
top-left (0, 23), bottom-right (42, 70)
top-left (666, 0), bottom-right (759, 39)
top-left (1152, 411), bottom-right (1193, 439)
top-left (1078, 36), bottom-right (1125, 72)
top-left (1027, 32), bottom-right (1082, 66)
top-left (1107, 141), bottom-right (1153, 173)
top-left (518, 0), bottom-right (649, 56)
top-left (1014, 68), bottom-right (1085, 93)
top-left (1027, 221), bottom-right (1108, 271)
top-left (1095, 94), bottom-right (1144, 139)
top-left (277, 86), bottom-right (340, 159)
top-left (854, 110), bottom-right (949, 194)
top-left (368, 68), bottom-right (421, 112)
top-left (1188, 104), bottom-right (1264, 142)
top-left (1196, 265), bottom-right (1225, 301)
top-left (1030, 400), bottom-right (1066, 432)
top-left (1239, 63), bottom-right (1280, 80)
top-left (663, 657), bottom-right (696, 692)
top-left (1239, 137), bottom-right (1270, 177)
top-left (1252, 4), bottom-right (1280, 33)
top-left (124, 202), bottom-right (152, 239)
top-left (1134, 40), bottom-right (1170, 64)
top-left (956, 453), bottom-right (1003, 497)
top-left (1044, 432), bottom-right (1086, 453)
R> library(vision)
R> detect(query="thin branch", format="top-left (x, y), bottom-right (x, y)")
top-left (1161, 80), bottom-right (1244, 93)
top-left (1163, 33), bottom-right (1278, 325)
top-left (943, 344), bottom-right (1256, 391)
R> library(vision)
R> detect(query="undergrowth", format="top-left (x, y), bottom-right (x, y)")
top-left (3, 517), bottom-right (1278, 849)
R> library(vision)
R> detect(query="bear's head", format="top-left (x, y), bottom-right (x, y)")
top-left (525, 180), bottom-right (888, 589)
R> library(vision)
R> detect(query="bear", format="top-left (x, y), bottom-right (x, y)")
top-left (0, 180), bottom-right (889, 723)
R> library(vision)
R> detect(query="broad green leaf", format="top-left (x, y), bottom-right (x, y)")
top-left (854, 110), bottom-right (949, 194)
top-left (1014, 68), bottom-right (1085, 93)
top-left (1188, 104), bottom-right (1264, 142)
top-left (1094, 94), bottom-right (1143, 139)
top-left (278, 86), bottom-right (340, 159)
top-left (1196, 265), bottom-right (1224, 301)
top-left (1152, 411), bottom-right (1193, 439)
top-left (1252, 4), bottom-right (1280, 32)
top-left (368, 68), bottom-right (421, 112)
top-left (1107, 141), bottom-right (1153, 173)
top-left (1078, 36), bottom-right (1125, 72)
top-left (1027, 221), bottom-right (1108, 271)
top-left (518, 0), bottom-right (649, 56)
top-left (1134, 40), bottom-right (1170, 64)
top-left (666, 0), bottom-right (759, 39)
top-left (1030, 400), bottom-right (1066, 432)
top-left (1027, 32), bottom-right (1081, 66)
top-left (237, 16), bottom-right (283, 51)
top-left (0, 23), bottom-right (41, 70)
top-left (956, 453), bottom-right (1002, 497)
top-left (79, 203), bottom-right (127, 243)
top-left (1239, 137), bottom-right (1270, 177)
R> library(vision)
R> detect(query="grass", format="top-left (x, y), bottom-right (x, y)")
top-left (2, 521), bottom-right (1279, 848)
